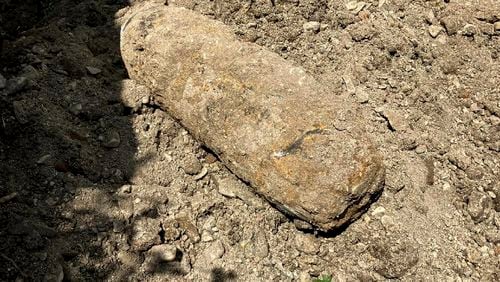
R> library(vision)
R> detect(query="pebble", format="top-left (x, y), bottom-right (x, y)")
top-left (102, 130), bottom-right (121, 148)
top-left (205, 241), bottom-right (225, 261)
top-left (5, 77), bottom-right (29, 95)
top-left (181, 155), bottom-right (203, 175)
top-left (214, 175), bottom-right (264, 208)
top-left (494, 22), bottom-right (500, 32)
top-left (86, 66), bottom-right (102, 75)
top-left (293, 219), bottom-right (314, 231)
top-left (252, 230), bottom-right (269, 259)
top-left (36, 154), bottom-right (52, 165)
top-left (0, 73), bottom-right (6, 89)
top-left (461, 24), bottom-right (476, 36)
top-left (148, 244), bottom-right (178, 262)
top-left (355, 89), bottom-right (369, 103)
top-left (303, 21), bottom-right (320, 33)
top-left (371, 206), bottom-right (386, 218)
top-left (415, 144), bottom-right (427, 154)
top-left (346, 1), bottom-right (367, 14)
top-left (467, 191), bottom-right (491, 223)
top-left (130, 218), bottom-right (162, 251)
top-left (440, 16), bottom-right (461, 35)
top-left (193, 166), bottom-right (208, 181)
top-left (294, 233), bottom-right (320, 255)
top-left (69, 103), bottom-right (83, 115)
top-left (119, 184), bottom-right (132, 194)
top-left (428, 25), bottom-right (442, 38)
top-left (201, 230), bottom-right (214, 242)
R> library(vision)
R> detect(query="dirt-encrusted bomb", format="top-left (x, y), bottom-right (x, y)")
top-left (120, 3), bottom-right (385, 231)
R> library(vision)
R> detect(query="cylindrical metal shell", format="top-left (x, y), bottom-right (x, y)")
top-left (121, 4), bottom-right (385, 231)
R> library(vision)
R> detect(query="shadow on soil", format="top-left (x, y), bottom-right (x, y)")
top-left (0, 0), bottom-right (223, 280)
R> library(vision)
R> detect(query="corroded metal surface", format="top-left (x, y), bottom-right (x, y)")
top-left (121, 3), bottom-right (385, 231)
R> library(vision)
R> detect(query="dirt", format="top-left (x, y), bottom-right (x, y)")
top-left (0, 0), bottom-right (498, 281)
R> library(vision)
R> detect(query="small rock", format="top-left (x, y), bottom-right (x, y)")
top-left (461, 24), bottom-right (476, 36)
top-left (0, 73), bottom-right (6, 89)
top-left (69, 103), bottom-right (83, 115)
top-left (440, 16), bottom-right (461, 35)
top-left (371, 206), bottom-right (386, 218)
top-left (428, 25), bottom-right (442, 38)
top-left (294, 233), bottom-right (320, 255)
top-left (201, 230), bottom-right (214, 242)
top-left (494, 22), bottom-right (500, 32)
top-left (346, 1), bottom-right (367, 14)
top-left (5, 77), bottom-right (29, 95)
top-left (86, 66), bottom-right (102, 75)
top-left (193, 166), bottom-right (208, 180)
top-left (37, 154), bottom-right (52, 165)
top-left (102, 130), bottom-right (121, 148)
top-left (214, 175), bottom-right (264, 208)
top-left (251, 230), bottom-right (269, 260)
top-left (148, 244), bottom-right (178, 262)
top-left (205, 241), bottom-right (225, 261)
top-left (303, 21), bottom-right (321, 33)
top-left (346, 1), bottom-right (359, 10)
top-left (129, 218), bottom-right (162, 251)
top-left (415, 144), bottom-right (427, 154)
top-left (177, 216), bottom-right (200, 243)
top-left (425, 10), bottom-right (436, 24)
top-left (355, 89), bottom-right (369, 103)
top-left (119, 185), bottom-right (132, 194)
top-left (181, 155), bottom-right (202, 175)
top-left (141, 96), bottom-right (150, 104)
top-left (293, 219), bottom-right (314, 231)
top-left (467, 191), bottom-right (492, 223)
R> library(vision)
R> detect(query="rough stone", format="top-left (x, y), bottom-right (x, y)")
top-left (428, 25), bottom-right (442, 38)
top-left (5, 77), bottom-right (29, 95)
top-left (86, 66), bottom-right (102, 75)
top-left (181, 155), bottom-right (202, 175)
top-left (303, 21), bottom-right (320, 33)
top-left (214, 174), bottom-right (265, 208)
top-left (102, 130), bottom-right (121, 148)
top-left (147, 244), bottom-right (178, 262)
top-left (495, 22), bottom-right (500, 32)
top-left (440, 16), bottom-right (462, 36)
top-left (467, 191), bottom-right (492, 223)
top-left (204, 240), bottom-right (225, 261)
top-left (121, 4), bottom-right (385, 231)
top-left (129, 218), bottom-right (162, 251)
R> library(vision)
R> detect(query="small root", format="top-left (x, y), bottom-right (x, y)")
top-left (0, 192), bottom-right (18, 204)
